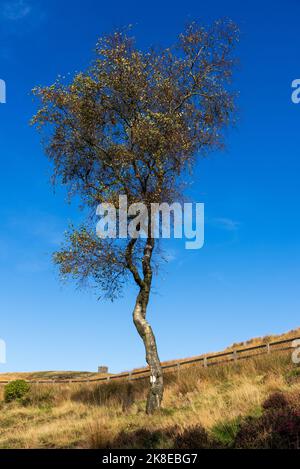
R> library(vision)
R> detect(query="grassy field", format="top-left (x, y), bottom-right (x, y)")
top-left (0, 348), bottom-right (300, 449)
top-left (0, 370), bottom-right (109, 382)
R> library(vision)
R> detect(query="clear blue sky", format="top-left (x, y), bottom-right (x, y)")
top-left (0, 0), bottom-right (299, 374)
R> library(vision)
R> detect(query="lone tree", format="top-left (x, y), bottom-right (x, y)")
top-left (32, 20), bottom-right (238, 414)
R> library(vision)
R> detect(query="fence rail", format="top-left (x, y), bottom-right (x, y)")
top-left (1, 336), bottom-right (299, 386)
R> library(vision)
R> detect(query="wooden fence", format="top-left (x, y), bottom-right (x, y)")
top-left (1, 335), bottom-right (299, 386)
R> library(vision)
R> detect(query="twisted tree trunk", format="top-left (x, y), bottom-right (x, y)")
top-left (133, 288), bottom-right (163, 414)
top-left (126, 235), bottom-right (163, 413)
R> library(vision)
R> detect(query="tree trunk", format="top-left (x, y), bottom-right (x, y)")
top-left (133, 289), bottom-right (163, 414)
top-left (126, 235), bottom-right (163, 414)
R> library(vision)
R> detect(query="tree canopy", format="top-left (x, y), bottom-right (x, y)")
top-left (32, 20), bottom-right (238, 298)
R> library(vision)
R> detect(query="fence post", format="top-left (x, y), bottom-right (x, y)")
top-left (266, 343), bottom-right (270, 354)
top-left (204, 356), bottom-right (208, 368)
top-left (176, 363), bottom-right (181, 375)
top-left (233, 350), bottom-right (238, 362)
top-left (128, 372), bottom-right (132, 381)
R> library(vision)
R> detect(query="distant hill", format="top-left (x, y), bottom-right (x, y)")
top-left (1, 326), bottom-right (299, 381)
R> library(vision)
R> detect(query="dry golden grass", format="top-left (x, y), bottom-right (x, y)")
top-left (0, 350), bottom-right (299, 448)
top-left (0, 370), bottom-right (109, 382)
top-left (225, 326), bottom-right (300, 351)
